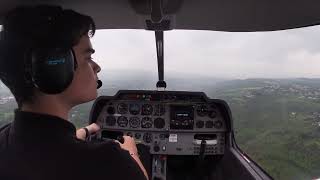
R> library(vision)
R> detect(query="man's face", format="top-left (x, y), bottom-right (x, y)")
top-left (61, 35), bottom-right (101, 106)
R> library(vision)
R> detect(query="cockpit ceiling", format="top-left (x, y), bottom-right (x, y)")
top-left (0, 0), bottom-right (320, 32)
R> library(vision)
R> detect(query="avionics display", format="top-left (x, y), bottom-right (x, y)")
top-left (170, 105), bottom-right (194, 129)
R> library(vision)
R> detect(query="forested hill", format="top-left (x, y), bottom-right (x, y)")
top-left (212, 78), bottom-right (320, 180)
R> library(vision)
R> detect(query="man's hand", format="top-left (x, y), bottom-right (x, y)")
top-left (115, 136), bottom-right (138, 155)
top-left (76, 123), bottom-right (100, 140)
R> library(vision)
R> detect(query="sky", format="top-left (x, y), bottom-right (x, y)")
top-left (90, 25), bottom-right (320, 79)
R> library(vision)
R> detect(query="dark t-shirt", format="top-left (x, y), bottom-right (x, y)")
top-left (0, 110), bottom-right (146, 180)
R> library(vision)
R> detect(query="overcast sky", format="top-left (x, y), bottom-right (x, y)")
top-left (91, 25), bottom-right (320, 79)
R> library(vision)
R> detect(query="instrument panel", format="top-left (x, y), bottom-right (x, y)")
top-left (91, 90), bottom-right (229, 156)
top-left (102, 102), bottom-right (224, 131)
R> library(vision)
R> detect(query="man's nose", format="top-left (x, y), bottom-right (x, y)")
top-left (93, 61), bottom-right (101, 73)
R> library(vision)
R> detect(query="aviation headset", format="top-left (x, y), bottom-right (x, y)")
top-left (27, 46), bottom-right (77, 94)
top-left (0, 8), bottom-right (78, 94)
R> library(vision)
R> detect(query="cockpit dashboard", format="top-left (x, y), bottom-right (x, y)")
top-left (89, 90), bottom-right (233, 180)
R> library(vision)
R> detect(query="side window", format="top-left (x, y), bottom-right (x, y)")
top-left (0, 82), bottom-right (16, 127)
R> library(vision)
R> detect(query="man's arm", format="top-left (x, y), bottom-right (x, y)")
top-left (96, 140), bottom-right (148, 180)
top-left (77, 124), bottom-right (149, 179)
top-left (116, 136), bottom-right (149, 180)
top-left (131, 153), bottom-right (149, 180)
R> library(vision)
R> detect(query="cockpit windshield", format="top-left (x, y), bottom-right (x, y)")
top-left (1, 27), bottom-right (320, 180)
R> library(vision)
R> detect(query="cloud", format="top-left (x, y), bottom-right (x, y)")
top-left (91, 26), bottom-right (320, 79)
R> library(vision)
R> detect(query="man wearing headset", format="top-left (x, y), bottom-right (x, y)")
top-left (0, 5), bottom-right (148, 180)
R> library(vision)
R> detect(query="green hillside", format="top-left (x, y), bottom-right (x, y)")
top-left (213, 79), bottom-right (320, 180)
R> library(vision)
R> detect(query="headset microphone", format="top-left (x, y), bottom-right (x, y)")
top-left (97, 80), bottom-right (102, 89)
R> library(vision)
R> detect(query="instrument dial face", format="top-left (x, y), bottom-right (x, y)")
top-left (141, 117), bottom-right (153, 128)
top-left (107, 106), bottom-right (115, 114)
top-left (214, 120), bottom-right (223, 129)
top-left (142, 104), bottom-right (153, 115)
top-left (117, 103), bottom-right (128, 114)
top-left (154, 118), bottom-right (165, 129)
top-left (105, 116), bottom-right (116, 126)
top-left (129, 104), bottom-right (140, 115)
top-left (195, 120), bottom-right (204, 128)
top-left (129, 117), bottom-right (140, 128)
top-left (209, 110), bottom-right (217, 118)
top-left (197, 104), bottom-right (208, 117)
top-left (117, 116), bottom-right (128, 127)
top-left (154, 104), bottom-right (165, 116)
top-left (209, 104), bottom-right (218, 118)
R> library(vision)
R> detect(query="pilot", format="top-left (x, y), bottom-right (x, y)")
top-left (0, 5), bottom-right (148, 180)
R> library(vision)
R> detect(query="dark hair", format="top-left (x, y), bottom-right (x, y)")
top-left (0, 5), bottom-right (96, 108)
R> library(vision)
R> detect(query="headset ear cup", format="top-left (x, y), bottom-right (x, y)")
top-left (31, 48), bottom-right (75, 94)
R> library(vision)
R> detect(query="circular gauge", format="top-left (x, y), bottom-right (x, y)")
top-left (107, 106), bottom-right (115, 114)
top-left (213, 121), bottom-right (223, 129)
top-left (196, 120), bottom-right (204, 128)
top-left (154, 104), bottom-right (165, 116)
top-left (197, 104), bottom-right (208, 117)
top-left (205, 121), bottom-right (214, 128)
top-left (129, 117), bottom-right (140, 128)
top-left (141, 117), bottom-right (153, 128)
top-left (142, 104), bottom-right (153, 115)
top-left (129, 104), bottom-right (140, 115)
top-left (209, 110), bottom-right (217, 118)
top-left (117, 103), bottom-right (128, 114)
top-left (105, 116), bottom-right (116, 126)
top-left (154, 118), bottom-right (165, 129)
top-left (117, 116), bottom-right (128, 127)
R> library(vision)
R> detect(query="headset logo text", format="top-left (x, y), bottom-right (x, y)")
top-left (47, 59), bottom-right (66, 65)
